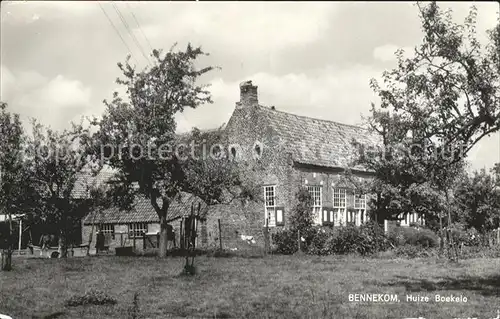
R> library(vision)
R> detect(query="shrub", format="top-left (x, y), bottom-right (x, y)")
top-left (307, 228), bottom-right (333, 255)
top-left (276, 222), bottom-right (394, 256)
top-left (448, 224), bottom-right (483, 247)
top-left (325, 222), bottom-right (391, 256)
top-left (272, 229), bottom-right (298, 255)
top-left (389, 226), bottom-right (438, 248)
top-left (328, 224), bottom-right (363, 254)
top-left (359, 221), bottom-right (393, 252)
top-left (459, 245), bottom-right (500, 259)
top-left (65, 289), bottom-right (117, 307)
top-left (289, 187), bottom-right (315, 234)
top-left (411, 228), bottom-right (439, 247)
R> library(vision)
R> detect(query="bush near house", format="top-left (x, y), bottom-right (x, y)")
top-left (387, 225), bottom-right (439, 248)
top-left (273, 221), bottom-right (392, 256)
top-left (307, 228), bottom-right (334, 256)
top-left (272, 229), bottom-right (299, 255)
top-left (327, 222), bottom-right (392, 255)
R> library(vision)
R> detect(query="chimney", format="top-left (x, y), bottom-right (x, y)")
top-left (236, 80), bottom-right (258, 109)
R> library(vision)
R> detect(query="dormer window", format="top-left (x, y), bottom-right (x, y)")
top-left (230, 147), bottom-right (237, 159)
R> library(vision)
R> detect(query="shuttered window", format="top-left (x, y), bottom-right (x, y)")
top-left (275, 207), bottom-right (285, 226)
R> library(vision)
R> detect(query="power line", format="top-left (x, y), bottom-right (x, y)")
top-left (111, 2), bottom-right (152, 66)
top-left (98, 2), bottom-right (139, 66)
top-left (125, 3), bottom-right (154, 54)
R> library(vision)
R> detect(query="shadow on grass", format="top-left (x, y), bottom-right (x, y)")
top-left (31, 311), bottom-right (65, 319)
top-left (384, 274), bottom-right (500, 296)
top-left (134, 248), bottom-right (267, 259)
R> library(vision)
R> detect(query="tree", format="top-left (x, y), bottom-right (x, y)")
top-left (24, 120), bottom-right (89, 258)
top-left (369, 2), bottom-right (499, 161)
top-left (354, 2), bottom-right (500, 260)
top-left (180, 126), bottom-right (262, 273)
top-left (288, 187), bottom-right (314, 235)
top-left (288, 187), bottom-right (314, 252)
top-left (353, 2), bottom-right (498, 256)
top-left (81, 174), bottom-right (114, 256)
top-left (453, 163), bottom-right (500, 233)
top-left (182, 127), bottom-right (262, 207)
top-left (0, 102), bottom-right (26, 270)
top-left (87, 44), bottom-right (216, 257)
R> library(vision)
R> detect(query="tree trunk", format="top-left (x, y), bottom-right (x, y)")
top-left (1, 249), bottom-right (12, 271)
top-left (1, 212), bottom-right (13, 270)
top-left (158, 214), bottom-right (168, 258)
top-left (58, 230), bottom-right (68, 258)
top-left (87, 223), bottom-right (95, 256)
top-left (87, 211), bottom-right (98, 256)
top-left (445, 190), bottom-right (456, 261)
top-left (191, 207), bottom-right (199, 268)
top-left (2, 212), bottom-right (13, 271)
top-left (439, 212), bottom-right (444, 256)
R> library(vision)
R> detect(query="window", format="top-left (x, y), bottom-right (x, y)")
top-left (354, 194), bottom-right (367, 226)
top-left (98, 224), bottom-right (115, 240)
top-left (264, 186), bottom-right (276, 227)
top-left (128, 223), bottom-right (147, 238)
top-left (307, 186), bottom-right (322, 225)
top-left (333, 188), bottom-right (347, 226)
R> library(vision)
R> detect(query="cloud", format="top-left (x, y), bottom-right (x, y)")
top-left (1, 65), bottom-right (93, 129)
top-left (174, 64), bottom-right (383, 133)
top-left (467, 133), bottom-right (500, 172)
top-left (36, 75), bottom-right (92, 109)
top-left (177, 66), bottom-right (499, 171)
top-left (131, 2), bottom-right (335, 54)
top-left (0, 64), bottom-right (16, 100)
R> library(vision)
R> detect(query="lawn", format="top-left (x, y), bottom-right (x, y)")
top-left (0, 254), bottom-right (499, 319)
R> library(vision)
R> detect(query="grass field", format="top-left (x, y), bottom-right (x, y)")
top-left (0, 254), bottom-right (499, 319)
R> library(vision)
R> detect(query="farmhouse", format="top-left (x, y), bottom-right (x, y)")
top-left (202, 80), bottom-right (424, 249)
top-left (80, 80), bottom-right (424, 253)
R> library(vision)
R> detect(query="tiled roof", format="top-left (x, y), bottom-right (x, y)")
top-left (238, 105), bottom-right (381, 170)
top-left (71, 170), bottom-right (118, 199)
top-left (83, 192), bottom-right (208, 225)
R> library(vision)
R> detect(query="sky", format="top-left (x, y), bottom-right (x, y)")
top-left (1, 1), bottom-right (499, 172)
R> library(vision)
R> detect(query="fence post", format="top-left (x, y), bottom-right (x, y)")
top-left (180, 219), bottom-right (184, 250)
top-left (297, 229), bottom-right (301, 252)
top-left (218, 219), bottom-right (222, 251)
top-left (263, 221), bottom-right (270, 255)
top-left (143, 232), bottom-right (146, 250)
top-left (133, 233), bottom-right (136, 252)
